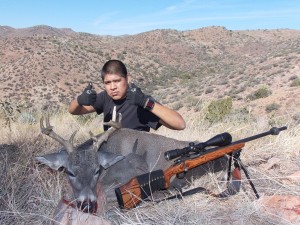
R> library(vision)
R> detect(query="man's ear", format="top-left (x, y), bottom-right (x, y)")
top-left (98, 151), bottom-right (125, 169)
top-left (127, 74), bottom-right (133, 84)
top-left (35, 150), bottom-right (69, 170)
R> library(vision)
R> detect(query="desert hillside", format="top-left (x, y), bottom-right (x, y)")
top-left (0, 25), bottom-right (300, 224)
top-left (0, 25), bottom-right (300, 118)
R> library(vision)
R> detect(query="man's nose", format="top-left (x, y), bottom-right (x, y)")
top-left (110, 82), bottom-right (116, 89)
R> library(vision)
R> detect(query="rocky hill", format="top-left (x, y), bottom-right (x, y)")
top-left (0, 25), bottom-right (300, 116)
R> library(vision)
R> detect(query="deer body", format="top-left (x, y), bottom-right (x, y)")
top-left (100, 128), bottom-right (190, 170)
top-left (97, 128), bottom-right (193, 201)
top-left (36, 116), bottom-right (227, 214)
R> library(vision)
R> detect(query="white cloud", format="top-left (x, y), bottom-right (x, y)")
top-left (90, 1), bottom-right (300, 35)
top-left (92, 11), bottom-right (119, 27)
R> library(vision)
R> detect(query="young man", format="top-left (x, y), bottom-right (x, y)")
top-left (69, 60), bottom-right (186, 131)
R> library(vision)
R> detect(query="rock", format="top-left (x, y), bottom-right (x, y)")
top-left (280, 171), bottom-right (300, 185)
top-left (260, 195), bottom-right (300, 224)
top-left (287, 171), bottom-right (300, 182)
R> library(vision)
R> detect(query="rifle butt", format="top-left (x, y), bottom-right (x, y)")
top-left (115, 170), bottom-right (165, 209)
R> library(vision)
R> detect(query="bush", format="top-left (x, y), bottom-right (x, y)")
top-left (64, 82), bottom-right (72, 86)
top-left (205, 87), bottom-right (214, 94)
top-left (265, 103), bottom-right (280, 113)
top-left (74, 113), bottom-right (97, 124)
top-left (290, 78), bottom-right (300, 87)
top-left (186, 96), bottom-right (199, 108)
top-left (18, 112), bottom-right (37, 124)
top-left (172, 102), bottom-right (183, 110)
top-left (205, 97), bottom-right (232, 123)
top-left (289, 75), bottom-right (298, 81)
top-left (247, 86), bottom-right (271, 100)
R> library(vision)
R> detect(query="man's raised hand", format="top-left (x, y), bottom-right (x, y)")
top-left (77, 82), bottom-right (97, 106)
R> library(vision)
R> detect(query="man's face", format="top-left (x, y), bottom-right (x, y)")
top-left (103, 74), bottom-right (128, 100)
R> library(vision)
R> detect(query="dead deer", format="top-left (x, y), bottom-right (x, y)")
top-left (36, 112), bottom-right (123, 213)
top-left (36, 110), bottom-right (228, 216)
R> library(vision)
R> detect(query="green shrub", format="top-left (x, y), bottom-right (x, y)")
top-left (18, 112), bottom-right (37, 124)
top-left (75, 113), bottom-right (96, 124)
top-left (186, 96), bottom-right (199, 108)
top-left (64, 81), bottom-right (72, 86)
top-left (265, 103), bottom-right (280, 113)
top-left (205, 97), bottom-right (232, 123)
top-left (289, 75), bottom-right (298, 81)
top-left (247, 86), bottom-right (271, 100)
top-left (172, 102), bottom-right (183, 110)
top-left (290, 78), bottom-right (300, 87)
top-left (205, 87), bottom-right (214, 94)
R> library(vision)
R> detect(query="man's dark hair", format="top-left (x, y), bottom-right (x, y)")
top-left (100, 60), bottom-right (127, 80)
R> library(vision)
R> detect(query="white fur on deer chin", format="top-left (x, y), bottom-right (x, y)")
top-left (52, 184), bottom-right (110, 225)
top-left (52, 205), bottom-right (112, 225)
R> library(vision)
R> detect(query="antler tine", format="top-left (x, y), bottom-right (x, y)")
top-left (69, 130), bottom-right (78, 146)
top-left (117, 113), bottom-right (122, 123)
top-left (40, 116), bottom-right (45, 130)
top-left (40, 114), bottom-right (75, 153)
top-left (92, 112), bottom-right (122, 151)
top-left (45, 114), bottom-right (51, 127)
top-left (112, 106), bottom-right (117, 122)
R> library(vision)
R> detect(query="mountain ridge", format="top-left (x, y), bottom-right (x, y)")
top-left (0, 25), bottom-right (299, 117)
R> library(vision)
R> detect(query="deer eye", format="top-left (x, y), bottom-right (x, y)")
top-left (94, 168), bottom-right (101, 176)
top-left (66, 170), bottom-right (75, 177)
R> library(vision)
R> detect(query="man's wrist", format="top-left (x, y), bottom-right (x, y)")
top-left (77, 96), bottom-right (83, 106)
top-left (144, 97), bottom-right (155, 111)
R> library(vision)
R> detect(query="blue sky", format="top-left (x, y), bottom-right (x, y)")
top-left (1, 0), bottom-right (300, 36)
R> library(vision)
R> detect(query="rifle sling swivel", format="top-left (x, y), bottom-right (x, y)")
top-left (176, 162), bottom-right (188, 179)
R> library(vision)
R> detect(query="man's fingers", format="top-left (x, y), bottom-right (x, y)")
top-left (86, 89), bottom-right (97, 95)
top-left (129, 82), bottom-right (136, 88)
top-left (128, 82), bottom-right (137, 92)
top-left (87, 82), bottom-right (93, 90)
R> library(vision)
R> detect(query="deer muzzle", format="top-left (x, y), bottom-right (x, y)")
top-left (77, 200), bottom-right (98, 213)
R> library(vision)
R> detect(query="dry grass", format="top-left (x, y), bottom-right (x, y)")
top-left (0, 110), bottom-right (299, 225)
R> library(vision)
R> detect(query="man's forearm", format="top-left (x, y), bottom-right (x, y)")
top-left (69, 99), bottom-right (95, 115)
top-left (151, 103), bottom-right (186, 130)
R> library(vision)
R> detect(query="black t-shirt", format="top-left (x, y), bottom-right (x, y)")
top-left (93, 91), bottom-right (161, 131)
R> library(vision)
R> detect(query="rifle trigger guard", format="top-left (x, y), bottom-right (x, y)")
top-left (176, 172), bottom-right (186, 179)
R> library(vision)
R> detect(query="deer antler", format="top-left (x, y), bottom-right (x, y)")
top-left (91, 106), bottom-right (122, 151)
top-left (40, 115), bottom-right (76, 153)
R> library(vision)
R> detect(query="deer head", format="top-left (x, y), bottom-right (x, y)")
top-left (36, 111), bottom-right (123, 213)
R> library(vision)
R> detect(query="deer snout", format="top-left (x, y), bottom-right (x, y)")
top-left (77, 188), bottom-right (98, 213)
top-left (77, 200), bottom-right (98, 213)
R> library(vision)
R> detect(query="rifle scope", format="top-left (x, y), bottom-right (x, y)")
top-left (164, 132), bottom-right (232, 161)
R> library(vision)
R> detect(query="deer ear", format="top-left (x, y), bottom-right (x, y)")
top-left (98, 151), bottom-right (125, 169)
top-left (35, 150), bottom-right (69, 170)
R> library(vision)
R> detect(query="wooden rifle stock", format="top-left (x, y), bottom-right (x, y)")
top-left (115, 142), bottom-right (245, 209)
top-left (163, 142), bottom-right (245, 188)
top-left (115, 177), bottom-right (142, 210)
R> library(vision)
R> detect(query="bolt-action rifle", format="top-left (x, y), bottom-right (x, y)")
top-left (115, 126), bottom-right (287, 210)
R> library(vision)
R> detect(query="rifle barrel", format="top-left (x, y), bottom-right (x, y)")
top-left (232, 126), bottom-right (287, 145)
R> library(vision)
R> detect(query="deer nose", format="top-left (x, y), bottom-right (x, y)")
top-left (77, 200), bottom-right (97, 213)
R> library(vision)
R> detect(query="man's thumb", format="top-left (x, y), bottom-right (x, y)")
top-left (128, 82), bottom-right (137, 91)
top-left (87, 82), bottom-right (93, 90)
